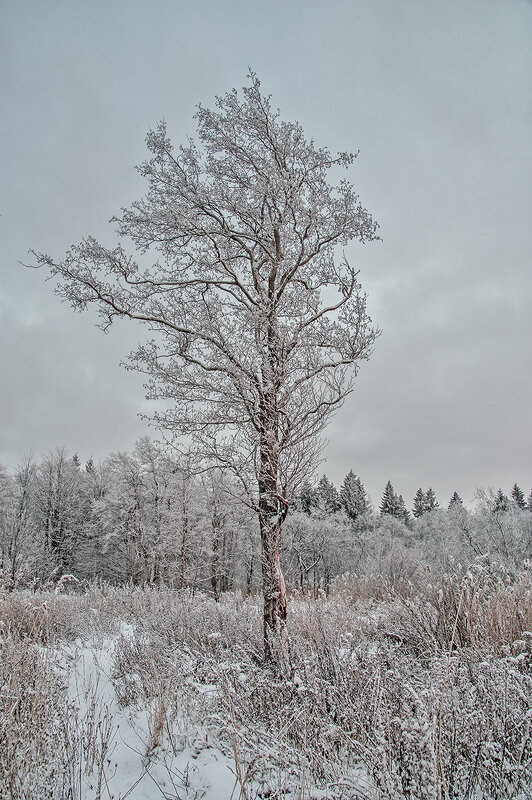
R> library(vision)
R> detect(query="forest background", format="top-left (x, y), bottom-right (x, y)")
top-left (1, 440), bottom-right (530, 593)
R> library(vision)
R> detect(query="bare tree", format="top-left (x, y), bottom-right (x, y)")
top-left (0, 463), bottom-right (36, 589)
top-left (32, 74), bottom-right (380, 661)
top-left (33, 448), bottom-right (89, 577)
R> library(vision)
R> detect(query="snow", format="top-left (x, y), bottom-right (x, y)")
top-left (8, 583), bottom-right (529, 798)
top-left (64, 630), bottom-right (237, 800)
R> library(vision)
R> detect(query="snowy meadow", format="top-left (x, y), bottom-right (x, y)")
top-left (2, 559), bottom-right (532, 799)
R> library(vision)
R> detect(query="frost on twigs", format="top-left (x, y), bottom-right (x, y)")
top-left (30, 72), bottom-right (380, 657)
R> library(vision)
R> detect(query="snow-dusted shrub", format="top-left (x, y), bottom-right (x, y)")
top-left (0, 589), bottom-right (52, 642)
top-left (104, 584), bottom-right (263, 660)
top-left (393, 559), bottom-right (532, 653)
top-left (472, 492), bottom-right (532, 567)
top-left (436, 653), bottom-right (532, 799)
top-left (104, 586), bottom-right (532, 797)
top-left (217, 589), bottom-right (532, 798)
top-left (361, 646), bottom-right (532, 799)
top-left (282, 509), bottom-right (359, 594)
top-left (0, 630), bottom-right (77, 799)
top-left (0, 586), bottom-right (106, 644)
top-left (330, 570), bottom-right (415, 602)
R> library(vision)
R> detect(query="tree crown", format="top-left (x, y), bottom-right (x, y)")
top-left (33, 74), bottom-right (380, 505)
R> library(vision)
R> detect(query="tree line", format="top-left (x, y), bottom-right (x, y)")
top-left (296, 472), bottom-right (532, 522)
top-left (1, 439), bottom-right (530, 593)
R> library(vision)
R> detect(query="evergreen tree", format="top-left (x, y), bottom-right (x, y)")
top-left (492, 488), bottom-right (509, 514)
top-left (527, 489), bottom-right (532, 512)
top-left (316, 475), bottom-right (340, 513)
top-left (339, 470), bottom-right (368, 520)
top-left (412, 488), bottom-right (426, 518)
top-left (424, 487), bottom-right (439, 512)
top-left (396, 494), bottom-right (411, 525)
top-left (448, 491), bottom-right (463, 510)
top-left (380, 481), bottom-right (397, 516)
top-left (511, 483), bottom-right (526, 510)
top-left (295, 480), bottom-right (318, 515)
top-left (380, 481), bottom-right (409, 522)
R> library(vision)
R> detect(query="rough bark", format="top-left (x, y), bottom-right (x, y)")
top-left (258, 434), bottom-right (289, 664)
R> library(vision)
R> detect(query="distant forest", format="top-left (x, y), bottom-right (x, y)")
top-left (1, 437), bottom-right (531, 591)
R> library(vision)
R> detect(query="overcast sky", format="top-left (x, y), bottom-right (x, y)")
top-left (1, 0), bottom-right (531, 508)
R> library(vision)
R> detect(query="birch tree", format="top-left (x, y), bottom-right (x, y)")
top-left (32, 74), bottom-right (380, 661)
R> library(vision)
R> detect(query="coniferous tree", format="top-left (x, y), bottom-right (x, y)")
top-left (380, 481), bottom-right (397, 516)
top-left (413, 488), bottom-right (426, 518)
top-left (339, 470), bottom-right (368, 520)
top-left (380, 481), bottom-right (410, 523)
top-left (294, 480), bottom-right (317, 514)
top-left (396, 494), bottom-right (411, 525)
top-left (448, 491), bottom-right (463, 510)
top-left (492, 488), bottom-right (510, 514)
top-left (527, 490), bottom-right (532, 512)
top-left (511, 483), bottom-right (526, 510)
top-left (380, 481), bottom-right (409, 522)
top-left (424, 487), bottom-right (439, 512)
top-left (316, 475), bottom-right (340, 514)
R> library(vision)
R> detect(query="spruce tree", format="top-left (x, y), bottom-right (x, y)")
top-left (527, 490), bottom-right (532, 512)
top-left (424, 487), bottom-right (439, 512)
top-left (493, 488), bottom-right (509, 514)
top-left (295, 480), bottom-right (317, 514)
top-left (339, 470), bottom-right (368, 520)
top-left (448, 491), bottom-right (463, 510)
top-left (511, 483), bottom-right (526, 510)
top-left (316, 475), bottom-right (340, 514)
top-left (380, 481), bottom-right (397, 516)
top-left (380, 481), bottom-right (409, 523)
top-left (412, 488), bottom-right (426, 518)
top-left (396, 494), bottom-right (411, 525)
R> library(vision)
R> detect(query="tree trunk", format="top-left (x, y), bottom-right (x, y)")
top-left (260, 513), bottom-right (288, 664)
top-left (258, 445), bottom-right (289, 666)
top-left (211, 508), bottom-right (222, 601)
top-left (179, 503), bottom-right (188, 590)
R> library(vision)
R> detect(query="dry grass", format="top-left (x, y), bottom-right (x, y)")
top-left (1, 566), bottom-right (531, 799)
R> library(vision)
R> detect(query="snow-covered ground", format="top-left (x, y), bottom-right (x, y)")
top-left (64, 631), bottom-right (244, 800)
top-left (61, 626), bottom-right (348, 799)
top-left (2, 579), bottom-right (532, 799)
